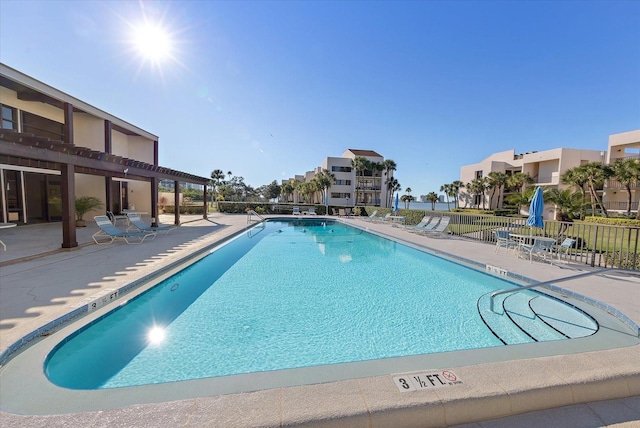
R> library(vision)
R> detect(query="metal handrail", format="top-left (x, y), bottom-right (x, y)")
top-left (489, 267), bottom-right (639, 312)
top-left (246, 210), bottom-right (265, 223)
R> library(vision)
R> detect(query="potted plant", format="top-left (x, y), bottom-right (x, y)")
top-left (75, 196), bottom-right (103, 227)
top-left (158, 196), bottom-right (167, 214)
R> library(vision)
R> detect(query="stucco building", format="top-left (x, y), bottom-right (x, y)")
top-left (0, 63), bottom-right (209, 248)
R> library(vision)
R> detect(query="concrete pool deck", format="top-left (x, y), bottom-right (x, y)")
top-left (0, 214), bottom-right (638, 426)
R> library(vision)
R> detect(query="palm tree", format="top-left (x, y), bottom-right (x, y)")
top-left (544, 188), bottom-right (583, 220)
top-left (507, 172), bottom-right (534, 195)
top-left (426, 192), bottom-right (439, 210)
top-left (400, 194), bottom-right (415, 209)
top-left (579, 162), bottom-right (614, 217)
top-left (314, 169), bottom-right (336, 206)
top-left (210, 169), bottom-right (225, 204)
top-left (386, 177), bottom-right (401, 208)
top-left (487, 171), bottom-right (508, 209)
top-left (402, 187), bottom-right (414, 209)
top-left (440, 183), bottom-right (453, 210)
top-left (611, 158), bottom-right (640, 215)
top-left (280, 180), bottom-right (296, 203)
top-left (561, 167), bottom-right (589, 219)
top-left (505, 186), bottom-right (537, 214)
top-left (450, 180), bottom-right (464, 209)
top-left (351, 156), bottom-right (370, 205)
top-left (371, 161), bottom-right (384, 206)
top-left (466, 179), bottom-right (485, 209)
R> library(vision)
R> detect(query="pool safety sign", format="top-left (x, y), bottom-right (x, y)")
top-left (393, 370), bottom-right (463, 392)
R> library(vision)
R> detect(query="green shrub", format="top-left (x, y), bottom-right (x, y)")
top-left (584, 216), bottom-right (640, 227)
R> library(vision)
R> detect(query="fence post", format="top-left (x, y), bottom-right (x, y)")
top-left (633, 228), bottom-right (639, 270)
top-left (590, 226), bottom-right (598, 268)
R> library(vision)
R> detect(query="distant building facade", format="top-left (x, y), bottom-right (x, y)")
top-left (459, 129), bottom-right (640, 218)
top-left (284, 149), bottom-right (394, 208)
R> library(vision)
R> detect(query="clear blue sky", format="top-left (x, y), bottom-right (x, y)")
top-left (1, 0), bottom-right (639, 197)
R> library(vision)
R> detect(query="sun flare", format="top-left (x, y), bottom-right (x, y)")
top-left (132, 22), bottom-right (173, 62)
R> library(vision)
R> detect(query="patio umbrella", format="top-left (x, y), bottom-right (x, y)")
top-left (526, 187), bottom-right (544, 232)
top-left (394, 193), bottom-right (399, 212)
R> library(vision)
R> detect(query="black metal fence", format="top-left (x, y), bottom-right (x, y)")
top-left (420, 212), bottom-right (640, 270)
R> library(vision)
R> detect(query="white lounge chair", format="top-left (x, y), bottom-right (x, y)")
top-left (92, 215), bottom-right (155, 244)
top-left (420, 216), bottom-right (450, 236)
top-left (405, 216), bottom-right (432, 233)
top-left (126, 212), bottom-right (176, 235)
top-left (307, 207), bottom-right (317, 215)
top-left (292, 206), bottom-right (301, 216)
top-left (363, 210), bottom-right (378, 221)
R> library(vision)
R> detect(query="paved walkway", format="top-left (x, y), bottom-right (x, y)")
top-left (0, 214), bottom-right (638, 427)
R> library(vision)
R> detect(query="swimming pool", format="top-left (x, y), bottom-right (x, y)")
top-left (45, 219), bottom-right (599, 390)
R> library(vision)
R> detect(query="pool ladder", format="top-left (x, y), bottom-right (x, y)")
top-left (246, 210), bottom-right (265, 223)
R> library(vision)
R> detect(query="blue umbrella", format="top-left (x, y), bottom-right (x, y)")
top-left (394, 193), bottom-right (399, 212)
top-left (526, 187), bottom-right (544, 230)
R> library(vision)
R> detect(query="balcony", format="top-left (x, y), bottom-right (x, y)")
top-left (606, 179), bottom-right (640, 190)
top-left (604, 201), bottom-right (639, 212)
top-left (533, 172), bottom-right (559, 185)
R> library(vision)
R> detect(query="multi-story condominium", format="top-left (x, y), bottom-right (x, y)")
top-left (603, 129), bottom-right (640, 212)
top-left (0, 63), bottom-right (208, 248)
top-left (284, 149), bottom-right (394, 208)
top-left (459, 129), bottom-right (640, 218)
top-left (459, 147), bottom-right (604, 217)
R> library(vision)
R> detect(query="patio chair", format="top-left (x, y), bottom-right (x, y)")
top-left (331, 208), bottom-right (339, 216)
top-left (405, 216), bottom-right (433, 233)
top-left (92, 215), bottom-right (156, 244)
top-left (292, 206), bottom-right (301, 216)
top-left (520, 237), bottom-right (556, 263)
top-left (338, 208), bottom-right (347, 217)
top-left (494, 230), bottom-right (518, 254)
top-left (307, 207), bottom-right (317, 215)
top-left (106, 210), bottom-right (128, 226)
top-left (556, 238), bottom-right (576, 261)
top-left (420, 216), bottom-right (451, 236)
top-left (126, 212), bottom-right (176, 235)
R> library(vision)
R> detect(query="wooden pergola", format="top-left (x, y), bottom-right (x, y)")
top-left (0, 127), bottom-right (210, 249)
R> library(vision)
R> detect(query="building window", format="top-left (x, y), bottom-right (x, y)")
top-left (21, 111), bottom-right (64, 140)
top-left (475, 171), bottom-right (483, 179)
top-left (331, 192), bottom-right (351, 199)
top-left (331, 166), bottom-right (352, 173)
top-left (335, 179), bottom-right (351, 185)
top-left (1, 104), bottom-right (17, 130)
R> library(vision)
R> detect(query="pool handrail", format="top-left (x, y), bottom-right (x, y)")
top-left (247, 210), bottom-right (265, 223)
top-left (489, 267), bottom-right (639, 313)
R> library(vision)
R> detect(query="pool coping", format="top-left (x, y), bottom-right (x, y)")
top-left (1, 217), bottom-right (639, 425)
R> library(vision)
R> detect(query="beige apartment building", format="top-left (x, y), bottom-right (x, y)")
top-left (603, 129), bottom-right (640, 212)
top-left (0, 63), bottom-right (208, 248)
top-left (284, 149), bottom-right (393, 208)
top-left (459, 129), bottom-right (640, 218)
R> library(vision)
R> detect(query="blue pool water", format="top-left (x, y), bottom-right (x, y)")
top-left (45, 219), bottom-right (588, 390)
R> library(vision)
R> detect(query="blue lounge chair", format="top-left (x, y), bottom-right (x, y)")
top-left (292, 206), bottom-right (302, 216)
top-left (126, 212), bottom-right (176, 235)
top-left (92, 215), bottom-right (155, 244)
